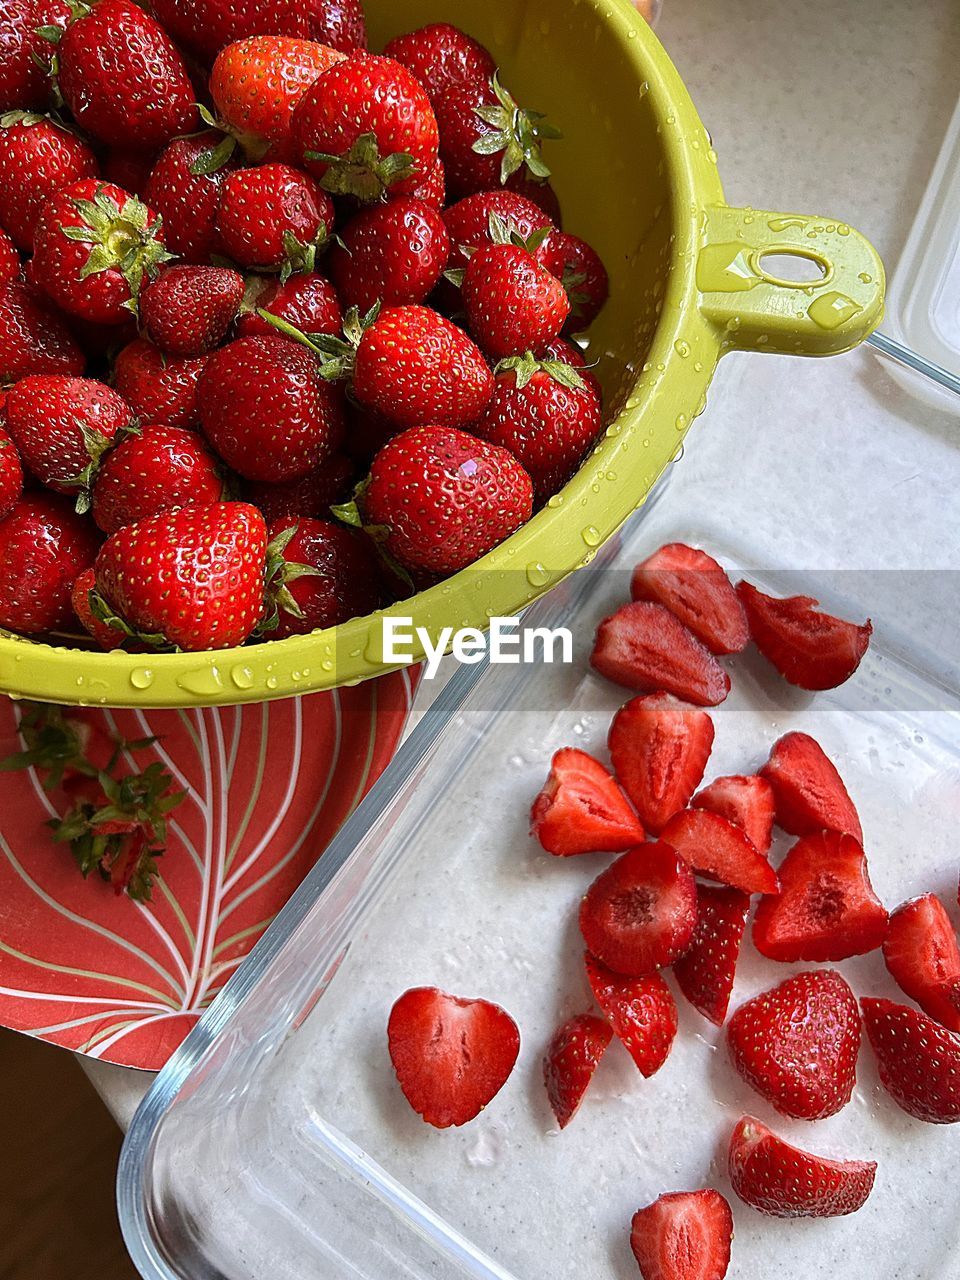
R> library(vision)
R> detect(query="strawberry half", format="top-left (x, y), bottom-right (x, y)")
top-left (579, 842), bottom-right (698, 976)
top-left (585, 952), bottom-right (678, 1077)
top-left (387, 986), bottom-right (520, 1128)
top-left (752, 830), bottom-right (888, 962)
top-left (737, 581), bottom-right (872, 690)
top-left (542, 1012), bottom-right (612, 1129)
top-left (862, 997), bottom-right (960, 1124)
top-left (883, 894), bottom-right (960, 1031)
top-left (692, 775), bottom-right (774, 854)
top-left (630, 1190), bottom-right (733, 1280)
top-left (728, 1116), bottom-right (876, 1218)
top-left (673, 886), bottom-right (749, 1026)
top-left (591, 602), bottom-right (731, 706)
top-left (759, 731), bottom-right (862, 842)
top-left (530, 748), bottom-right (644, 856)
top-left (631, 543), bottom-right (748, 656)
top-left (660, 810), bottom-right (778, 896)
top-left (608, 694), bottom-right (714, 834)
top-left (727, 970), bottom-right (860, 1120)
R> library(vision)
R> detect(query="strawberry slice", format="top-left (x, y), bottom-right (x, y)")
top-left (883, 894), bottom-right (960, 1031)
top-left (530, 747), bottom-right (644, 856)
top-left (579, 841), bottom-right (698, 975)
top-left (608, 694), bottom-right (714, 834)
top-left (759, 732), bottom-right (862, 842)
top-left (692, 775), bottom-right (774, 854)
top-left (673, 886), bottom-right (749, 1025)
top-left (737, 581), bottom-right (872, 690)
top-left (387, 987), bottom-right (520, 1128)
top-left (862, 997), bottom-right (960, 1123)
top-left (585, 952), bottom-right (678, 1077)
top-left (727, 970), bottom-right (860, 1120)
top-left (630, 1189), bottom-right (734, 1280)
top-left (752, 831), bottom-right (888, 962)
top-left (591, 602), bottom-right (731, 706)
top-left (631, 542), bottom-right (748, 656)
top-left (542, 1012), bottom-right (612, 1128)
top-left (660, 809), bottom-right (779, 896)
top-left (728, 1115), bottom-right (876, 1218)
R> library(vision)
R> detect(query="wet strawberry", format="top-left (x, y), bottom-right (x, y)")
top-left (0, 279), bottom-right (85, 384)
top-left (692, 775), bottom-right (775, 854)
top-left (0, 228), bottom-right (18, 282)
top-left (329, 197), bottom-right (450, 312)
top-left (673, 886), bottom-right (749, 1026)
top-left (737, 580), bottom-right (872, 690)
top-left (530, 747), bottom-right (645, 856)
top-left (630, 1190), bottom-right (733, 1280)
top-left (535, 231), bottom-right (609, 331)
top-left (91, 424), bottom-right (224, 534)
top-left (542, 1012), bottom-right (612, 1129)
top-left (462, 240), bottom-right (569, 359)
top-left (408, 157), bottom-right (445, 210)
top-left (585, 952), bottom-right (678, 1077)
top-left (243, 454), bottom-right (353, 522)
top-left (442, 189), bottom-right (555, 292)
top-left (111, 337), bottom-right (207, 430)
top-left (72, 564), bottom-right (123, 648)
top-left (759, 731), bottom-right (863, 843)
top-left (539, 336), bottom-right (602, 400)
top-left (150, 0), bottom-right (366, 62)
top-left (0, 0), bottom-right (70, 113)
top-left (236, 271), bottom-right (342, 339)
top-left (0, 113), bottom-right (98, 251)
top-left (729, 1116), bottom-right (876, 1218)
top-left (882, 894), bottom-right (960, 1031)
top-left (608, 693), bottom-right (715, 833)
top-left (216, 162), bottom-right (335, 274)
top-left (0, 491), bottom-right (100, 633)
top-left (591, 601), bottom-right (731, 706)
top-left (861, 997), bottom-right (960, 1124)
top-left (145, 132), bottom-right (240, 264)
top-left (384, 23), bottom-right (495, 104)
top-left (140, 265), bottom-right (245, 356)
top-left (660, 809), bottom-right (779, 896)
top-left (505, 170), bottom-right (563, 224)
top-left (261, 516), bottom-right (380, 637)
top-left (631, 543), bottom-right (748, 656)
top-left (0, 420), bottom-right (23, 518)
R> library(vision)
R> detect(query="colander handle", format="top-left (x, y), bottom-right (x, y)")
top-left (698, 204), bottom-right (885, 356)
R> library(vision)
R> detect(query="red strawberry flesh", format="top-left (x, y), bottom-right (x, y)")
top-left (737, 580), bottom-right (872, 690)
top-left (692, 775), bottom-right (774, 854)
top-left (530, 747), bottom-right (644, 856)
top-left (759, 731), bottom-right (862, 842)
top-left (660, 809), bottom-right (779, 896)
top-left (585, 952), bottom-right (678, 1077)
top-left (883, 894), bottom-right (960, 1031)
top-left (630, 1190), bottom-right (733, 1280)
top-left (631, 543), bottom-right (748, 656)
top-left (591, 602), bottom-right (731, 706)
top-left (609, 693), bottom-right (714, 834)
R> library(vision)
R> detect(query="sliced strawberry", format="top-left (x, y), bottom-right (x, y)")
top-left (727, 970), bottom-right (860, 1120)
top-left (752, 831), bottom-right (888, 962)
top-left (591, 602), bottom-right (731, 706)
top-left (585, 952), bottom-right (678, 1077)
top-left (883, 894), bottom-right (960, 1031)
top-left (862, 997), bottom-right (960, 1123)
top-left (630, 1190), bottom-right (733, 1280)
top-left (387, 987), bottom-right (520, 1128)
top-left (692, 775), bottom-right (774, 854)
top-left (542, 1012), bottom-right (612, 1128)
top-left (673, 886), bottom-right (749, 1026)
top-left (728, 1115), bottom-right (876, 1218)
top-left (737, 581), bottom-right (872, 690)
top-left (660, 810), bottom-right (778, 896)
top-left (579, 842), bottom-right (698, 976)
top-left (608, 694), bottom-right (714, 834)
top-left (530, 747), bottom-right (644, 856)
top-left (759, 732), bottom-right (862, 842)
top-left (631, 543), bottom-right (748, 656)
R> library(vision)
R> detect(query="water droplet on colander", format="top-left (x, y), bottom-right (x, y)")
top-left (546, 493), bottom-right (564, 508)
top-left (130, 667), bottom-right (154, 690)
top-left (694, 361), bottom-right (704, 372)
top-left (265, 675), bottom-right (278, 690)
top-left (674, 340), bottom-right (691, 358)
top-left (676, 413), bottom-right (688, 431)
top-left (176, 666), bottom-right (224, 696)
top-left (229, 665), bottom-right (254, 690)
top-left (581, 525), bottom-right (602, 547)
top-left (321, 658), bottom-right (333, 672)
top-left (605, 470), bottom-right (617, 482)
top-left (526, 562), bottom-right (550, 587)
top-left (859, 272), bottom-right (872, 284)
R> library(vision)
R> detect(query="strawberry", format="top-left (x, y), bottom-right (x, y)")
top-left (360, 424), bottom-right (533, 575)
top-left (58, 0), bottom-right (197, 149)
top-left (111, 337), bottom-right (207, 429)
top-left (530, 747), bottom-right (645, 856)
top-left (535, 231), bottom-right (609, 331)
top-left (737, 580), bottom-right (872, 690)
top-left (630, 1190), bottom-right (733, 1280)
top-left (540, 336), bottom-right (602, 400)
top-left (383, 24), bottom-right (496, 105)
top-left (0, 228), bottom-right (17, 282)
top-left (329, 197), bottom-right (450, 312)
top-left (387, 986), bottom-right (520, 1128)
top-left (0, 492), bottom-right (100, 632)
top-left (728, 970), bottom-right (860, 1120)
top-left (660, 809), bottom-right (779, 896)
top-left (579, 841), bottom-right (697, 976)
top-left (608, 693), bottom-right (714, 834)
top-left (585, 951), bottom-right (678, 1077)
top-left (0, 113), bottom-right (98, 251)
top-left (408, 157), bottom-right (445, 210)
top-left (31, 179), bottom-right (172, 324)
top-left (728, 1116), bottom-right (876, 1218)
top-left (759, 731), bottom-right (862, 842)
top-left (236, 271), bottom-right (342, 340)
top-left (140, 266), bottom-right (245, 356)
top-left (101, 147), bottom-right (156, 197)
top-left (94, 501), bottom-right (267, 650)
top-left (72, 564), bottom-right (124, 648)
top-left (243, 454), bottom-right (353, 522)
top-left (591, 602), bottom-right (731, 706)
top-left (882, 894), bottom-right (960, 1031)
top-left (0, 279), bottom-right (85, 383)
top-left (149, 0), bottom-right (366, 62)
top-left (461, 240), bottom-right (569, 359)
top-left (442, 190), bottom-right (555, 290)
top-left (505, 170), bottom-right (563, 224)
top-left (145, 132), bottom-right (240, 264)
top-left (0, 0), bottom-right (69, 113)
top-left (261, 516), bottom-right (380, 636)
top-left (542, 1012), bottom-right (612, 1129)
top-left (0, 420), bottom-right (23, 518)
top-left (215, 162), bottom-right (335, 274)
top-left (673, 886), bottom-right (749, 1026)
top-left (91, 424), bottom-right (225, 534)
top-left (631, 544), bottom-right (748, 656)
top-left (199, 334), bottom-right (344, 483)
top-left (692, 775), bottom-right (775, 854)
top-left (861, 997), bottom-right (960, 1124)
top-left (753, 830), bottom-right (888, 962)
top-left (293, 53), bottom-right (439, 202)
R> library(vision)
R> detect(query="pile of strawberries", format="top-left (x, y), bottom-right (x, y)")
top-left (387, 544), bottom-right (960, 1279)
top-left (0, 0), bottom-right (608, 651)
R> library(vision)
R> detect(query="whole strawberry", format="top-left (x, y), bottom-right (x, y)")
top-left (361, 424), bottom-right (533, 575)
top-left (462, 240), bottom-right (569, 359)
top-left (262, 516), bottom-right (380, 637)
top-left (0, 421), bottom-right (23, 517)
top-left (111, 337), bottom-right (207, 429)
top-left (92, 424), bottom-right (225, 534)
top-left (0, 279), bottom-right (85, 383)
top-left (536, 231), bottom-right (609, 331)
top-left (0, 113), bottom-right (98, 250)
top-left (58, 0), bottom-right (197, 148)
top-left (144, 132), bottom-right (240, 264)
top-left (31, 179), bottom-right (172, 324)
top-left (0, 491), bottom-right (100, 633)
top-left (94, 502), bottom-right (267, 650)
top-left (408, 158), bottom-right (445, 210)
top-left (329, 197), bottom-right (450, 312)
top-left (244, 453), bottom-right (353, 522)
top-left (149, 0), bottom-right (366, 62)
top-left (101, 147), bottom-right (155, 197)
top-left (0, 0), bottom-right (70, 113)
top-left (140, 266), bottom-right (245, 356)
top-left (505, 171), bottom-right (562, 224)
top-left (215, 162), bottom-right (335, 275)
top-left (383, 24), bottom-right (495, 104)
top-left (236, 271), bottom-right (341, 339)
top-left (72, 564), bottom-right (124, 648)
top-left (443, 190), bottom-right (555, 278)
